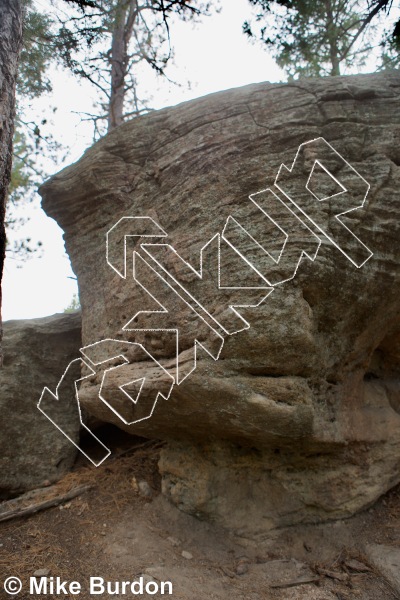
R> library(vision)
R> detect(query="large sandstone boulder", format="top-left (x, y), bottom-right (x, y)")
top-left (0, 312), bottom-right (81, 497)
top-left (40, 71), bottom-right (400, 534)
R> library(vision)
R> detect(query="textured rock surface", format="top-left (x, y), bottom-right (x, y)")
top-left (40, 71), bottom-right (400, 533)
top-left (0, 312), bottom-right (81, 496)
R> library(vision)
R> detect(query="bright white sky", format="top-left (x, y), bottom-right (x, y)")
top-left (3, 0), bottom-right (394, 320)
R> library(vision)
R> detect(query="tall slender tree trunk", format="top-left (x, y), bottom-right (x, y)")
top-left (325, 0), bottom-right (341, 75)
top-left (329, 42), bottom-right (341, 76)
top-left (108, 1), bottom-right (127, 131)
top-left (0, 0), bottom-right (23, 363)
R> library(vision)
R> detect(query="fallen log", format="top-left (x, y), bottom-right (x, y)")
top-left (0, 485), bottom-right (92, 524)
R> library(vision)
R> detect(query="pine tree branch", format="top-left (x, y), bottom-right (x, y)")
top-left (338, 0), bottom-right (392, 61)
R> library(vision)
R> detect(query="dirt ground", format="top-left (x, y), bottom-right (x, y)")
top-left (1, 427), bottom-right (399, 600)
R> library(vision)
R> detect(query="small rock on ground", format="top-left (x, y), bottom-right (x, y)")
top-left (33, 569), bottom-right (50, 577)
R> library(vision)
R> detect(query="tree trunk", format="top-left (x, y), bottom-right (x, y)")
top-left (108, 1), bottom-right (127, 131)
top-left (0, 0), bottom-right (23, 363)
top-left (325, 0), bottom-right (341, 76)
top-left (329, 45), bottom-right (341, 76)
